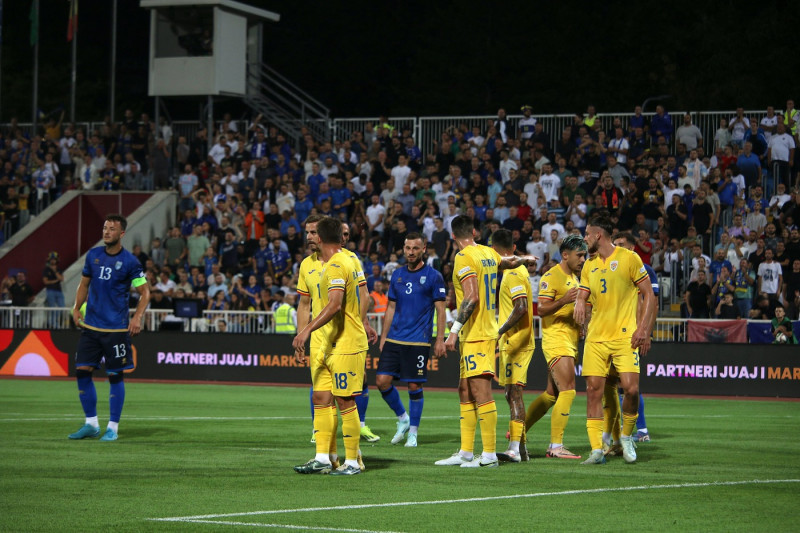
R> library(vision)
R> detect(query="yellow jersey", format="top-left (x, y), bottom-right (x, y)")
top-left (498, 265), bottom-right (534, 352)
top-left (296, 252), bottom-right (324, 353)
top-left (453, 244), bottom-right (502, 342)
top-left (538, 263), bottom-right (581, 353)
top-left (319, 250), bottom-right (368, 355)
top-left (578, 246), bottom-right (648, 342)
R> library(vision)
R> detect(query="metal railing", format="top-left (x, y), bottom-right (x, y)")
top-left (244, 62), bottom-right (331, 147)
top-left (0, 307), bottom-right (777, 345)
top-left (0, 307), bottom-right (383, 335)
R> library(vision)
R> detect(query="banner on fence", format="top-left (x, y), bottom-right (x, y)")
top-left (2, 330), bottom-right (798, 397)
top-left (687, 320), bottom-right (747, 343)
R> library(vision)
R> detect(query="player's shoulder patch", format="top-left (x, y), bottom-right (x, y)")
top-left (457, 266), bottom-right (472, 276)
top-left (509, 285), bottom-right (525, 294)
top-left (540, 280), bottom-right (549, 290)
top-left (331, 278), bottom-right (346, 285)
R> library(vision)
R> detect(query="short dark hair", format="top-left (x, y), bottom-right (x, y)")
top-left (405, 232), bottom-right (425, 244)
top-left (450, 215), bottom-right (475, 239)
top-left (491, 229), bottom-right (514, 251)
top-left (612, 232), bottom-right (636, 247)
top-left (304, 214), bottom-right (325, 226)
top-left (106, 214), bottom-right (127, 231)
top-left (316, 217), bottom-right (342, 244)
top-left (560, 234), bottom-right (588, 253)
top-left (586, 212), bottom-right (613, 236)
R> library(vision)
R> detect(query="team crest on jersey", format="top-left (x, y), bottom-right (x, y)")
top-left (420, 276), bottom-right (426, 284)
top-left (541, 281), bottom-right (549, 290)
top-left (610, 261), bottom-right (618, 272)
top-left (115, 261), bottom-right (123, 270)
top-left (94, 258), bottom-right (99, 264)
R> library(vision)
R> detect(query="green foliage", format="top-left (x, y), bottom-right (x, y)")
top-left (1, 380), bottom-right (798, 532)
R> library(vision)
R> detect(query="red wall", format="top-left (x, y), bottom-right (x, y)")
top-left (0, 193), bottom-right (152, 293)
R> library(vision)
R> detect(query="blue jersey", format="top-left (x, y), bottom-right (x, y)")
top-left (82, 246), bottom-right (146, 332)
top-left (644, 263), bottom-right (659, 296)
top-left (386, 264), bottom-right (446, 345)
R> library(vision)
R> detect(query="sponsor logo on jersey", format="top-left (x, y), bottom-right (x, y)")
top-left (610, 261), bottom-right (618, 272)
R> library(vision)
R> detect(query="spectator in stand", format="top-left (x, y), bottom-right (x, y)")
top-left (650, 105), bottom-right (673, 142)
top-left (715, 292), bottom-right (739, 319)
top-left (729, 108), bottom-right (750, 148)
top-left (757, 248), bottom-right (783, 304)
top-left (676, 113), bottom-right (703, 151)
top-left (745, 202), bottom-right (767, 236)
top-left (684, 270), bottom-right (712, 318)
top-left (164, 226), bottom-right (187, 271)
top-left (767, 121), bottom-right (796, 189)
top-left (735, 141), bottom-right (761, 190)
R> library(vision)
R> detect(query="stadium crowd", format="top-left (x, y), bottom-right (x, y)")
top-left (1, 103), bottom-right (800, 335)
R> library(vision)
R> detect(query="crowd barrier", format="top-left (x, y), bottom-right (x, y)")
top-left (1, 329), bottom-right (796, 397)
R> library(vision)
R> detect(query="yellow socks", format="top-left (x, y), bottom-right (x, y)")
top-left (622, 412), bottom-right (638, 438)
top-left (550, 389), bottom-right (576, 445)
top-left (603, 383), bottom-right (621, 442)
top-left (340, 405), bottom-right (360, 461)
top-left (525, 392), bottom-right (556, 431)
top-left (586, 417), bottom-right (604, 451)
top-left (477, 401), bottom-right (497, 454)
top-left (329, 404), bottom-right (338, 457)
top-left (459, 402), bottom-right (477, 454)
top-left (313, 405), bottom-right (334, 457)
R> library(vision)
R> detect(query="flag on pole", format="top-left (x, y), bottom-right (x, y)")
top-left (29, 0), bottom-right (38, 46)
top-left (67, 0), bottom-right (78, 42)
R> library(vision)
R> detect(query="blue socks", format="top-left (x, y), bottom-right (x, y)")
top-left (636, 394), bottom-right (647, 430)
top-left (408, 389), bottom-right (424, 428)
top-left (77, 371), bottom-right (97, 418)
top-left (355, 383), bottom-right (369, 423)
top-left (380, 385), bottom-right (406, 417)
top-left (108, 374), bottom-right (125, 424)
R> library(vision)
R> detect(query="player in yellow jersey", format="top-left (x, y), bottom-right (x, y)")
top-left (573, 213), bottom-right (656, 465)
top-left (490, 229), bottom-right (535, 464)
top-left (342, 223), bottom-right (381, 444)
top-left (601, 232), bottom-right (660, 454)
top-left (435, 215), bottom-right (538, 468)
top-left (524, 234), bottom-right (587, 460)
top-left (293, 217), bottom-right (369, 475)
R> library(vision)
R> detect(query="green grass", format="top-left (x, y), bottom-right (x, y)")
top-left (1, 379), bottom-right (798, 532)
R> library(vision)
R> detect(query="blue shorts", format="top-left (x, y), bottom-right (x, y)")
top-left (377, 341), bottom-right (429, 383)
top-left (75, 329), bottom-right (134, 373)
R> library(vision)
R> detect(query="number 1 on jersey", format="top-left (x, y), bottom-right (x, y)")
top-left (483, 273), bottom-right (497, 310)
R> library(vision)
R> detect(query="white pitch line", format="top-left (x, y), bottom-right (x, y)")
top-left (151, 479), bottom-right (800, 522)
top-left (179, 519), bottom-right (401, 532)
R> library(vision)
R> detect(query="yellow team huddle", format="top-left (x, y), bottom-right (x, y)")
top-left (292, 212), bottom-right (655, 474)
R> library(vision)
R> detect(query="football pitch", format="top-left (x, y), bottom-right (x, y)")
top-left (1, 379), bottom-right (798, 532)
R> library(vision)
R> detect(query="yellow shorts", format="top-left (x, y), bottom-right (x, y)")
top-left (498, 348), bottom-right (533, 386)
top-left (324, 351), bottom-right (367, 397)
top-left (309, 348), bottom-right (331, 392)
top-left (581, 338), bottom-right (640, 377)
top-left (459, 339), bottom-right (497, 379)
top-left (541, 338), bottom-right (579, 367)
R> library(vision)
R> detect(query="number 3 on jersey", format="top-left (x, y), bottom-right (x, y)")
top-left (600, 278), bottom-right (607, 293)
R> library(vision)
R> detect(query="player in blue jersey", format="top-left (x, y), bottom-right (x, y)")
top-left (376, 233), bottom-right (447, 447)
top-left (68, 214), bottom-right (150, 442)
top-left (606, 232), bottom-right (659, 449)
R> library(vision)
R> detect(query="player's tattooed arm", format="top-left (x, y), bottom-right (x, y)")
top-left (455, 298), bottom-right (477, 325)
top-left (498, 254), bottom-right (539, 271)
top-left (498, 296), bottom-right (528, 337)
